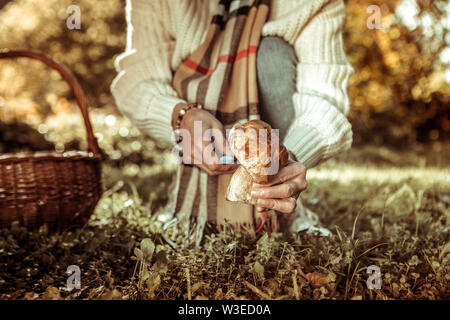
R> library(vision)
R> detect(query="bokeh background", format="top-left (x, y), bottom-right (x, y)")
top-left (0, 0), bottom-right (449, 152)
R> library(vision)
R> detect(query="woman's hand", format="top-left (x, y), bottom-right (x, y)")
top-left (250, 161), bottom-right (307, 214)
top-left (173, 103), bottom-right (237, 175)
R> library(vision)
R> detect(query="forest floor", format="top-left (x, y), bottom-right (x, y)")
top-left (0, 110), bottom-right (449, 300)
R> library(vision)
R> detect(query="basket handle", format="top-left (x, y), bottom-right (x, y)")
top-left (0, 49), bottom-right (101, 156)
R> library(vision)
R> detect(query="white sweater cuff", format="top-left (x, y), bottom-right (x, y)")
top-left (141, 95), bottom-right (185, 144)
top-left (283, 93), bottom-right (352, 168)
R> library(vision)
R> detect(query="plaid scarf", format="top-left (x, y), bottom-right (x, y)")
top-left (168, 0), bottom-right (271, 247)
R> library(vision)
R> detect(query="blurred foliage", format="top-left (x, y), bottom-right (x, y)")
top-left (0, 0), bottom-right (125, 113)
top-left (344, 0), bottom-right (449, 145)
top-left (0, 0), bottom-right (448, 146)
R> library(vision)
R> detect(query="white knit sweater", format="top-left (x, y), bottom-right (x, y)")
top-left (111, 0), bottom-right (354, 169)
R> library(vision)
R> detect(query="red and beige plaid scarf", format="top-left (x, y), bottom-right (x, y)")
top-left (169, 0), bottom-right (271, 247)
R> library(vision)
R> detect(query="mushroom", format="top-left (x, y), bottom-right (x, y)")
top-left (226, 120), bottom-right (289, 204)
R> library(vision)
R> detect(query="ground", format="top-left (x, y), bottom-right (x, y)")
top-left (0, 110), bottom-right (448, 300)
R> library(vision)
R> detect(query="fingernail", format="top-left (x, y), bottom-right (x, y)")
top-left (220, 155), bottom-right (234, 164)
top-left (256, 199), bottom-right (267, 206)
top-left (251, 190), bottom-right (263, 198)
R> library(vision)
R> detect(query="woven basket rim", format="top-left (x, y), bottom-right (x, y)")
top-left (0, 150), bottom-right (101, 163)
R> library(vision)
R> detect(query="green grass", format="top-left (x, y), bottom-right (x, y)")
top-left (0, 110), bottom-right (448, 300)
top-left (0, 144), bottom-right (448, 300)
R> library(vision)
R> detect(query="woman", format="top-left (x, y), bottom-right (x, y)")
top-left (111, 0), bottom-right (354, 247)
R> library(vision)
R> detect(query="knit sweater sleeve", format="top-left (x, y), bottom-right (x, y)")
top-left (282, 0), bottom-right (354, 168)
top-left (110, 0), bottom-right (185, 144)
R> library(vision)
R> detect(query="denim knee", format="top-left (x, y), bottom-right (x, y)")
top-left (256, 36), bottom-right (297, 139)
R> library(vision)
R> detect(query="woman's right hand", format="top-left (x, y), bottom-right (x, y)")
top-left (173, 103), bottom-right (237, 176)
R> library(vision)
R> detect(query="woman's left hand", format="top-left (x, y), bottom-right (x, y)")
top-left (251, 161), bottom-right (307, 214)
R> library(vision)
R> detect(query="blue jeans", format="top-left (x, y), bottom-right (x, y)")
top-left (257, 36), bottom-right (297, 140)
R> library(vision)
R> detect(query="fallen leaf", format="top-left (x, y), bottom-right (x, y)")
top-left (254, 261), bottom-right (265, 280)
top-left (98, 288), bottom-right (122, 300)
top-left (41, 286), bottom-right (61, 300)
top-left (304, 272), bottom-right (329, 289)
top-left (214, 288), bottom-right (224, 300)
top-left (386, 184), bottom-right (417, 216)
top-left (140, 238), bottom-right (155, 263)
top-left (288, 254), bottom-right (329, 288)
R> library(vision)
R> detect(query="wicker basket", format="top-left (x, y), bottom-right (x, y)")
top-left (0, 49), bottom-right (103, 231)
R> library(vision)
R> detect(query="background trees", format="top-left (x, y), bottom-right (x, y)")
top-left (0, 0), bottom-right (448, 147)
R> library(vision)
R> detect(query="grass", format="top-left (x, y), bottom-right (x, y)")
top-left (0, 110), bottom-right (448, 300)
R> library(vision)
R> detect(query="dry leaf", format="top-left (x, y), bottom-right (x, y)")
top-left (254, 261), bottom-right (265, 280)
top-left (41, 286), bottom-right (61, 300)
top-left (214, 288), bottom-right (224, 300)
top-left (303, 272), bottom-right (329, 289)
top-left (289, 254), bottom-right (329, 288)
top-left (98, 288), bottom-right (123, 300)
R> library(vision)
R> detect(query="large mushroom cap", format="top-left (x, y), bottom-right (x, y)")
top-left (228, 120), bottom-right (288, 184)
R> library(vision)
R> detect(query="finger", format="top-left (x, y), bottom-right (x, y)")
top-left (191, 138), bottom-right (215, 166)
top-left (200, 139), bottom-right (237, 173)
top-left (209, 124), bottom-right (234, 160)
top-left (251, 180), bottom-right (305, 199)
top-left (255, 197), bottom-right (298, 214)
top-left (196, 163), bottom-right (225, 176)
top-left (255, 205), bottom-right (266, 212)
top-left (254, 162), bottom-right (306, 187)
